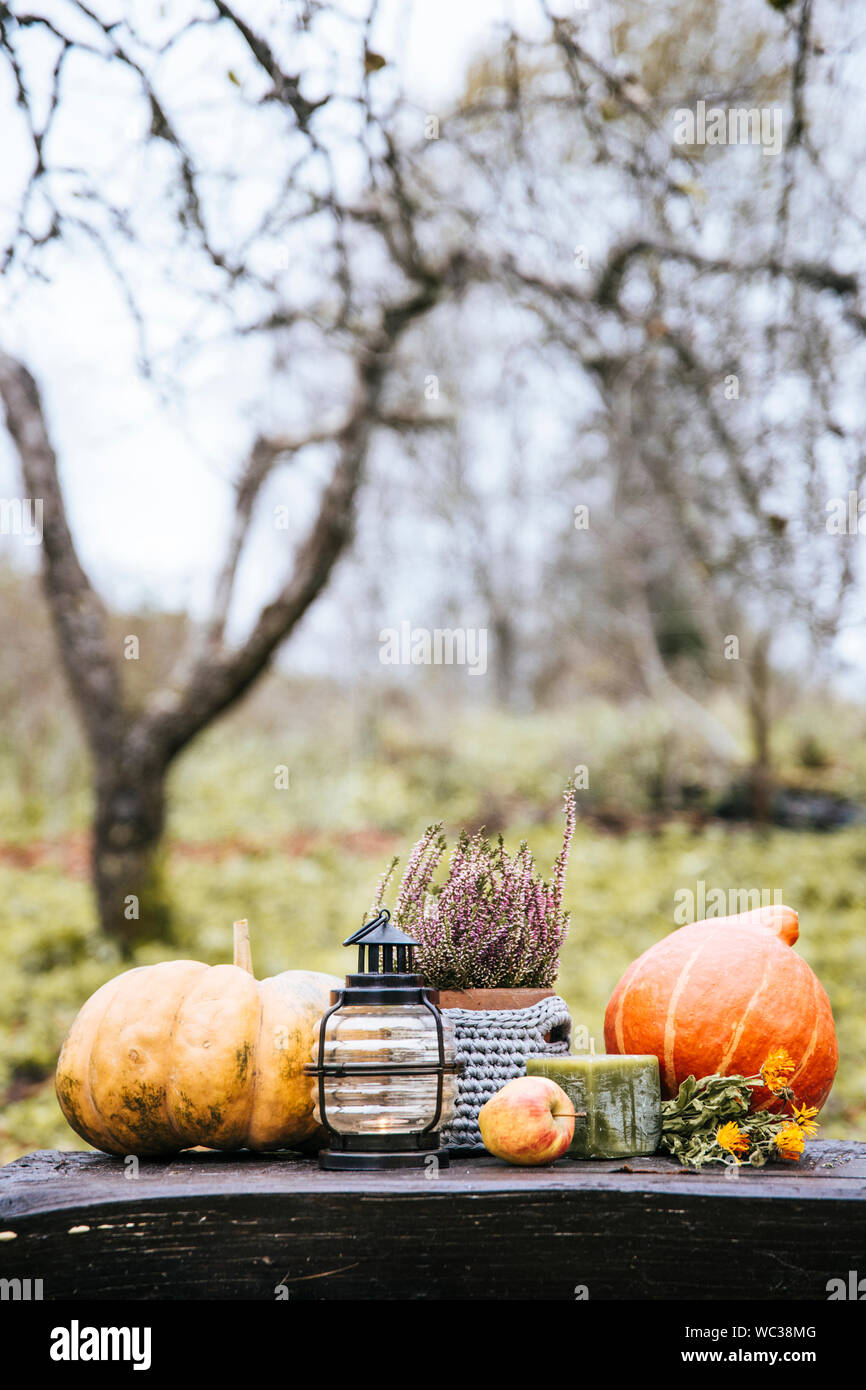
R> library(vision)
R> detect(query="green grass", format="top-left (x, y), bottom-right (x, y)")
top-left (1, 815), bottom-right (864, 1162)
top-left (7, 691), bottom-right (866, 848)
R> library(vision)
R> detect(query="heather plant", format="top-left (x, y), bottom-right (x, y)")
top-left (368, 789), bottom-right (577, 989)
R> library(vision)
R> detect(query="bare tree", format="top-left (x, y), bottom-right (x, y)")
top-left (378, 0), bottom-right (866, 813)
top-left (0, 0), bottom-right (472, 942)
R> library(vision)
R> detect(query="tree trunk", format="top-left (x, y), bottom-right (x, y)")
top-left (92, 750), bottom-right (172, 950)
top-left (746, 637), bottom-right (773, 825)
top-left (492, 611), bottom-right (520, 709)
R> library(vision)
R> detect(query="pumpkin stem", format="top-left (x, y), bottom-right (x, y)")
top-left (708, 904), bottom-right (799, 946)
top-left (233, 919), bottom-right (254, 974)
top-left (762, 904), bottom-right (799, 947)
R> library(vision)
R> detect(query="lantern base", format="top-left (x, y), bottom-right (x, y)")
top-left (318, 1148), bottom-right (450, 1171)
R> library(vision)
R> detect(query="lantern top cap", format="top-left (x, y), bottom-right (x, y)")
top-left (343, 908), bottom-right (418, 950)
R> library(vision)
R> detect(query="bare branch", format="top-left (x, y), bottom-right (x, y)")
top-left (595, 238), bottom-right (859, 311)
top-left (142, 394), bottom-right (373, 760)
top-left (141, 272), bottom-right (447, 759)
top-left (211, 0), bottom-right (329, 129)
top-left (203, 422), bottom-right (352, 655)
top-left (776, 0), bottom-right (814, 247)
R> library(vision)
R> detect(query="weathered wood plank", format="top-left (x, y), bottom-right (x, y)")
top-left (1, 1144), bottom-right (864, 1300)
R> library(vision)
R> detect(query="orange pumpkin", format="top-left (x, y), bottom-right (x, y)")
top-left (604, 905), bottom-right (837, 1111)
top-left (55, 920), bottom-right (342, 1157)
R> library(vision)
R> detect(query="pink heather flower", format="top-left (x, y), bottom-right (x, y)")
top-left (368, 855), bottom-right (399, 920)
top-left (374, 787), bottom-right (577, 990)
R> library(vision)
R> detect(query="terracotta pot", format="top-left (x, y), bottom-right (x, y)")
top-left (436, 987), bottom-right (555, 1012)
top-left (438, 988), bottom-right (558, 1044)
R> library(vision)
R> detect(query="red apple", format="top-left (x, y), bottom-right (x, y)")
top-left (478, 1076), bottom-right (575, 1166)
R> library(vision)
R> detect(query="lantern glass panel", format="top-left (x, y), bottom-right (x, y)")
top-left (312, 1005), bottom-right (458, 1134)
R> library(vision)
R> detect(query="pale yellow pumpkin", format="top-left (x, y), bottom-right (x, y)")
top-left (55, 921), bottom-right (341, 1157)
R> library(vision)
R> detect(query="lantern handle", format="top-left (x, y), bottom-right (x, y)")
top-left (343, 908), bottom-right (391, 947)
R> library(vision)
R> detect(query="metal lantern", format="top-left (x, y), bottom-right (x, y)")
top-left (305, 910), bottom-right (461, 1170)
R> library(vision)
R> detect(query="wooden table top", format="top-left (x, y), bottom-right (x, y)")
top-left (2, 1142), bottom-right (864, 1300)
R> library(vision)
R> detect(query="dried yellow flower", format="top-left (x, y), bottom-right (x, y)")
top-left (761, 1048), bottom-right (796, 1093)
top-left (716, 1121), bottom-right (750, 1160)
top-left (774, 1122), bottom-right (806, 1160)
top-left (792, 1103), bottom-right (820, 1138)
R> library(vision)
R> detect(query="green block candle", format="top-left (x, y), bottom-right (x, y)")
top-left (527, 1044), bottom-right (661, 1159)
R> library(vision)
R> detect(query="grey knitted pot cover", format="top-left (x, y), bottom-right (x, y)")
top-left (440, 995), bottom-right (572, 1150)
